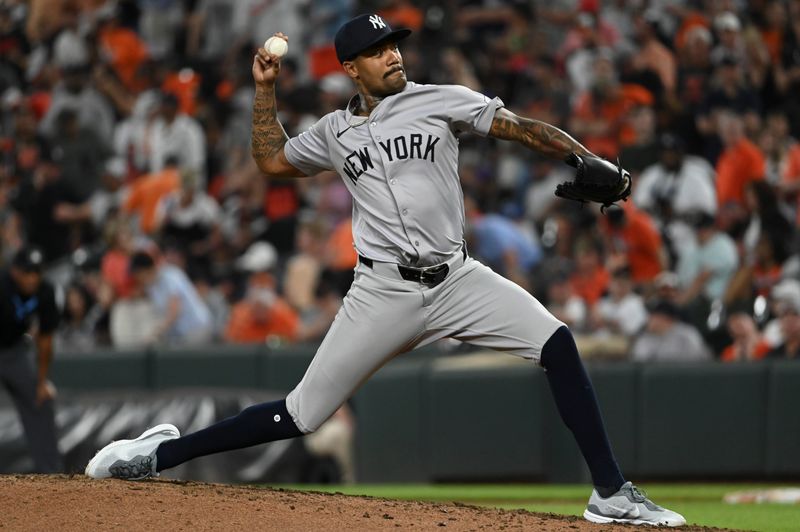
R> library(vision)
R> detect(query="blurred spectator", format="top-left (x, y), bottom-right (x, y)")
top-left (600, 0), bottom-right (635, 42)
top-left (711, 12), bottom-right (745, 66)
top-left (524, 158), bottom-right (572, 223)
top-left (766, 278), bottom-right (800, 360)
top-left (465, 195), bottom-right (541, 290)
top-left (128, 250), bottom-right (213, 345)
top-left (137, 0), bottom-right (185, 60)
top-left (284, 218), bottom-right (327, 314)
top-left (725, 232), bottom-right (789, 305)
top-left (109, 290), bottom-right (159, 348)
top-left (719, 305), bottom-right (771, 362)
top-left (618, 105), bottom-right (659, 175)
top-left (191, 271), bottom-right (230, 342)
top-left (741, 19), bottom-right (772, 94)
top-left (520, 54), bottom-right (570, 131)
top-left (560, 10), bottom-right (619, 94)
top-left (39, 63), bottom-right (115, 142)
top-left (269, 215), bottom-right (343, 345)
top-left (715, 110), bottom-right (766, 227)
top-left (225, 242), bottom-right (299, 344)
top-left (379, 0), bottom-right (423, 32)
top-left (0, 3), bottom-right (30, 89)
top-left (45, 156), bottom-right (129, 238)
top-left (634, 133), bottom-right (717, 220)
top-left (631, 300), bottom-right (712, 362)
top-left (590, 266), bottom-right (648, 338)
top-left (160, 66), bottom-right (202, 117)
top-left (547, 271), bottom-right (587, 331)
top-left (439, 47), bottom-right (482, 92)
top-left (299, 270), bottom-right (342, 343)
top-left (121, 156), bottom-right (182, 234)
top-left (766, 112), bottom-right (800, 221)
top-left (186, 0), bottom-right (241, 61)
top-left (157, 168), bottom-right (222, 273)
top-left (702, 53), bottom-right (761, 136)
top-left (773, 1), bottom-right (800, 130)
top-left (570, 237), bottom-right (609, 308)
top-left (49, 106), bottom-right (112, 202)
top-left (630, 9), bottom-right (677, 97)
top-left (677, 25), bottom-right (714, 113)
top-left (654, 271), bottom-right (682, 305)
top-left (22, 144), bottom-right (79, 262)
top-left (569, 51), bottom-right (653, 159)
top-left (51, 2), bottom-right (89, 70)
top-left (760, 110), bottom-right (800, 188)
top-left (55, 282), bottom-right (107, 353)
top-left (100, 217), bottom-right (136, 298)
top-left (147, 92), bottom-right (206, 184)
top-left (600, 205), bottom-right (665, 285)
top-left (323, 216), bottom-right (357, 297)
top-left (112, 89), bottom-right (161, 176)
top-left (96, 4), bottom-right (149, 91)
top-left (758, 0), bottom-right (787, 64)
top-left (741, 180), bottom-right (793, 264)
top-left (676, 212), bottom-right (738, 306)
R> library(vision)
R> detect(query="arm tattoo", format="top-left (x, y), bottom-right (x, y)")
top-left (251, 85), bottom-right (289, 167)
top-left (489, 109), bottom-right (591, 160)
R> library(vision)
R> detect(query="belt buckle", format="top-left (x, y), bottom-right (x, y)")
top-left (419, 263), bottom-right (449, 286)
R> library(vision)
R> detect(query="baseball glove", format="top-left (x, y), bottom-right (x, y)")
top-left (555, 153), bottom-right (632, 212)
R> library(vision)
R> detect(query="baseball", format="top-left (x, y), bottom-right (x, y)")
top-left (264, 36), bottom-right (288, 58)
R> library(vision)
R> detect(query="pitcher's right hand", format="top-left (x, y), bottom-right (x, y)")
top-left (253, 32), bottom-right (288, 87)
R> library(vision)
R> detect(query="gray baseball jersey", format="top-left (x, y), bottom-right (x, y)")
top-left (284, 82), bottom-right (564, 433)
top-left (285, 82), bottom-right (502, 266)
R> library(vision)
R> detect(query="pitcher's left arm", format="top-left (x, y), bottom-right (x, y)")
top-left (488, 108), bottom-right (592, 161)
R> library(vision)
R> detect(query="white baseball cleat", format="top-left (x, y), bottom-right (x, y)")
top-left (85, 424), bottom-right (180, 480)
top-left (584, 482), bottom-right (686, 527)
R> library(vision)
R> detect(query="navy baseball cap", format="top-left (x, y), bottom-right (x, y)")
top-left (12, 246), bottom-right (45, 273)
top-left (334, 14), bottom-right (411, 63)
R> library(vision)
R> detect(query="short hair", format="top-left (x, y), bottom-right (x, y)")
top-left (129, 251), bottom-right (155, 273)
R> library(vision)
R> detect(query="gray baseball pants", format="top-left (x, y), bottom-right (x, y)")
top-left (0, 339), bottom-right (62, 473)
top-left (286, 252), bottom-right (564, 433)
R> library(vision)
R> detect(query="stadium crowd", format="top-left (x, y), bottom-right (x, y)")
top-left (2, 0), bottom-right (800, 362)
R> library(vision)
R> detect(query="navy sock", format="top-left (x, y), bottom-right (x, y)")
top-left (540, 326), bottom-right (625, 496)
top-left (155, 399), bottom-right (303, 472)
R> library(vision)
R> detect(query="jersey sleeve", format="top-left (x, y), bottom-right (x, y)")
top-left (284, 114), bottom-right (335, 176)
top-left (439, 85), bottom-right (505, 137)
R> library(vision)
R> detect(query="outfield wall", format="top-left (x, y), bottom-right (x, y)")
top-left (46, 345), bottom-right (800, 482)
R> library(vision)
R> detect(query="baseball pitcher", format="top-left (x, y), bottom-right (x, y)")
top-left (86, 15), bottom-right (682, 527)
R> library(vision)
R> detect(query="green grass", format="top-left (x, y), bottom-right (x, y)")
top-left (270, 483), bottom-right (800, 531)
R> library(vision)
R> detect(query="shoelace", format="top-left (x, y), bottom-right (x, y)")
top-left (627, 485), bottom-right (648, 503)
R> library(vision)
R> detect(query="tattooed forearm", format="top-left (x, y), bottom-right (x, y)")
top-left (251, 84), bottom-right (289, 168)
top-left (489, 108), bottom-right (591, 160)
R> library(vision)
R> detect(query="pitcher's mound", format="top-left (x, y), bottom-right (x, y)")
top-left (1, 475), bottom-right (720, 531)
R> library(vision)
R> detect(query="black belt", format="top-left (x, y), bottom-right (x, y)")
top-left (358, 247), bottom-right (466, 287)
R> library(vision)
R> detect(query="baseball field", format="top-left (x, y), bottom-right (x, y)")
top-left (2, 475), bottom-right (795, 531)
top-left (280, 483), bottom-right (797, 531)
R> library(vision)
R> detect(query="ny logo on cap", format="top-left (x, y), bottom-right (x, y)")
top-left (369, 15), bottom-right (386, 29)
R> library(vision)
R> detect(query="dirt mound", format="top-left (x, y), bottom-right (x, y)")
top-left (0, 475), bottom-right (725, 531)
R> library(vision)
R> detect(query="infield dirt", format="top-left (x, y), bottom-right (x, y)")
top-left (0, 475), bottom-right (731, 531)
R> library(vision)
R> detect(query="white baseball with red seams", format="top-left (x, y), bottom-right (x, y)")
top-left (263, 36), bottom-right (288, 58)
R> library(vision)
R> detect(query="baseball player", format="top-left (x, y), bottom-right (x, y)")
top-left (86, 15), bottom-right (684, 527)
top-left (1, 247), bottom-right (63, 473)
